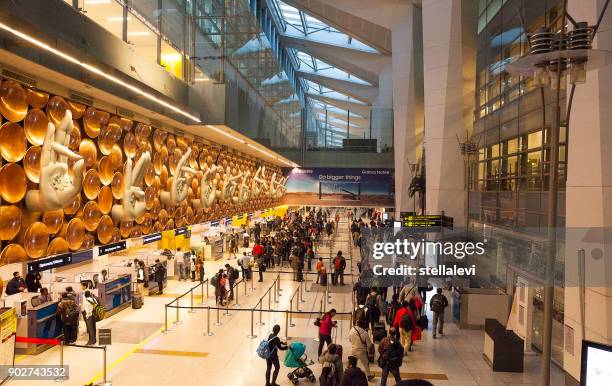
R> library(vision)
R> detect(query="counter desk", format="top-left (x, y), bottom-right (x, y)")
top-left (16, 301), bottom-right (62, 355)
top-left (97, 274), bottom-right (132, 317)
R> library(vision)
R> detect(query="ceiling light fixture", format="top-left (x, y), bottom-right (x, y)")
top-left (127, 31), bottom-right (150, 36)
top-left (247, 143), bottom-right (275, 159)
top-left (0, 22), bottom-right (201, 123)
top-left (84, 0), bottom-right (111, 4)
top-left (205, 125), bottom-right (244, 143)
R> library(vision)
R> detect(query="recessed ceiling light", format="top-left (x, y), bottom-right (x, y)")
top-left (108, 16), bottom-right (131, 22)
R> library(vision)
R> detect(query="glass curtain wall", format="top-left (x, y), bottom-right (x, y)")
top-left (63, 0), bottom-right (302, 149)
top-left (469, 0), bottom-right (566, 366)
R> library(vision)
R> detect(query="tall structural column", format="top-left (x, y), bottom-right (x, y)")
top-left (422, 0), bottom-right (477, 226)
top-left (563, 1), bottom-right (612, 384)
top-left (393, 2), bottom-right (424, 216)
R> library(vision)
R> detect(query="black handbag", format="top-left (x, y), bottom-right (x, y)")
top-left (314, 317), bottom-right (321, 327)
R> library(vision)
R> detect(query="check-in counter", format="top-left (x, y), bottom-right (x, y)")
top-left (483, 318), bottom-right (524, 372)
top-left (97, 274), bottom-right (132, 317)
top-left (16, 301), bottom-right (62, 354)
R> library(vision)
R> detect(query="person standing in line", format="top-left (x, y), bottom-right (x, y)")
top-left (430, 288), bottom-right (449, 339)
top-left (136, 261), bottom-right (146, 305)
top-left (229, 234), bottom-right (238, 259)
top-left (264, 324), bottom-right (288, 386)
top-left (365, 288), bottom-right (383, 331)
top-left (82, 291), bottom-right (98, 345)
top-left (315, 257), bottom-right (325, 284)
top-left (154, 259), bottom-right (166, 295)
top-left (378, 327), bottom-right (404, 386)
top-left (332, 251), bottom-right (346, 286)
top-left (348, 322), bottom-right (374, 381)
top-left (176, 248), bottom-right (185, 281)
top-left (239, 252), bottom-right (251, 280)
top-left (56, 292), bottom-right (79, 344)
top-left (340, 355), bottom-right (368, 386)
top-left (317, 309), bottom-right (337, 357)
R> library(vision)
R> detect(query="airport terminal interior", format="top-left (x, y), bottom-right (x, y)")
top-left (0, 0), bottom-right (610, 385)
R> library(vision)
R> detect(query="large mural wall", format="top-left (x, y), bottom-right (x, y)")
top-left (0, 78), bottom-right (286, 266)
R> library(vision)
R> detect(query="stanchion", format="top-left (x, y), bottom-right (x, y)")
top-left (274, 282), bottom-right (279, 304)
top-left (188, 289), bottom-right (196, 313)
top-left (224, 299), bottom-right (231, 316)
top-left (244, 279), bottom-right (248, 297)
top-left (199, 281), bottom-right (206, 305)
top-left (204, 307), bottom-right (214, 336)
top-left (215, 307), bottom-right (223, 326)
top-left (299, 283), bottom-right (306, 303)
top-left (289, 298), bottom-right (295, 327)
top-left (95, 345), bottom-right (111, 386)
top-left (257, 300), bottom-right (265, 326)
top-left (284, 310), bottom-right (290, 340)
top-left (162, 305), bottom-right (171, 333)
top-left (250, 274), bottom-right (255, 291)
top-left (234, 282), bottom-right (241, 307)
top-left (55, 341), bottom-right (65, 382)
top-left (247, 309), bottom-right (257, 339)
top-left (174, 298), bottom-right (183, 325)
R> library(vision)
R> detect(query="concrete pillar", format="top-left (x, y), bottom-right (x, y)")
top-left (392, 3), bottom-right (424, 216)
top-left (564, 1), bottom-right (612, 384)
top-left (422, 0), bottom-right (477, 226)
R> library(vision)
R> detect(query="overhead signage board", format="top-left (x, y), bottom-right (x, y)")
top-left (143, 233), bottom-right (162, 244)
top-left (98, 241), bottom-right (127, 256)
top-left (27, 253), bottom-right (72, 273)
top-left (400, 213), bottom-right (454, 230)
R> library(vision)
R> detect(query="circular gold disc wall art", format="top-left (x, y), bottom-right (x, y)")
top-left (0, 244), bottom-right (27, 265)
top-left (23, 222), bottom-right (49, 258)
top-left (0, 80), bottom-right (28, 122)
top-left (0, 122), bottom-right (27, 162)
top-left (0, 76), bottom-right (286, 267)
top-left (23, 108), bottom-right (49, 146)
top-left (67, 101), bottom-right (86, 120)
top-left (42, 209), bottom-right (64, 235)
top-left (79, 139), bottom-right (98, 168)
top-left (66, 218), bottom-right (85, 250)
top-left (82, 200), bottom-right (102, 232)
top-left (0, 163), bottom-right (27, 203)
top-left (97, 215), bottom-right (114, 244)
top-left (83, 169), bottom-right (101, 200)
top-left (98, 186), bottom-right (113, 214)
top-left (47, 237), bottom-right (69, 255)
top-left (83, 107), bottom-right (110, 138)
top-left (46, 96), bottom-right (69, 126)
top-left (26, 89), bottom-right (49, 109)
top-left (0, 205), bottom-right (22, 240)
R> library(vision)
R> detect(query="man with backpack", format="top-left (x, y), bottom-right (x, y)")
top-left (82, 290), bottom-right (102, 345)
top-left (212, 270), bottom-right (224, 305)
top-left (258, 324), bottom-right (287, 386)
top-left (378, 327), bottom-right (404, 386)
top-left (57, 292), bottom-right (79, 344)
top-left (225, 264), bottom-right (238, 301)
top-left (393, 301), bottom-right (413, 354)
top-left (348, 323), bottom-right (374, 381)
top-left (430, 288), bottom-right (449, 339)
top-left (332, 251), bottom-right (346, 286)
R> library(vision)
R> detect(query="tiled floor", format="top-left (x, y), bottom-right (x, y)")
top-left (9, 221), bottom-right (565, 386)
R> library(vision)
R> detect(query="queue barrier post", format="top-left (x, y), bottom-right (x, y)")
top-left (225, 298), bottom-right (231, 316)
top-left (247, 309), bottom-right (257, 339)
top-left (244, 279), bottom-right (248, 297)
top-left (55, 340), bottom-right (65, 382)
top-left (215, 307), bottom-right (223, 326)
top-left (188, 288), bottom-right (196, 313)
top-left (174, 298), bottom-right (183, 325)
top-left (163, 304), bottom-right (171, 333)
top-left (99, 345), bottom-right (110, 386)
top-left (234, 281), bottom-right (241, 307)
top-left (289, 297), bottom-right (295, 327)
top-left (284, 310), bottom-right (290, 340)
top-left (204, 306), bottom-right (213, 336)
top-left (299, 282), bottom-right (306, 304)
top-left (257, 299), bottom-right (265, 326)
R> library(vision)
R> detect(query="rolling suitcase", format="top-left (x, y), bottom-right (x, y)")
top-left (132, 283), bottom-right (143, 309)
top-left (372, 321), bottom-right (387, 343)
